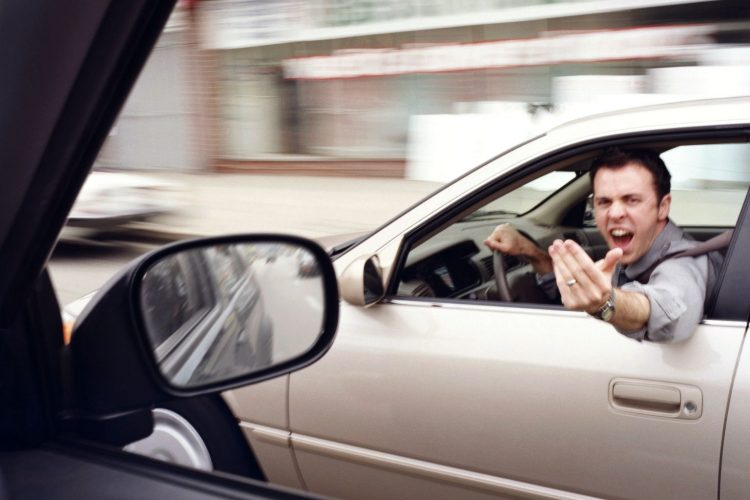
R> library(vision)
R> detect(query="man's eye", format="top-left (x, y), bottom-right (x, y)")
top-left (627, 198), bottom-right (640, 205)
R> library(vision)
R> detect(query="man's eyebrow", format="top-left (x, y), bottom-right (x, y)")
top-left (594, 192), bottom-right (642, 201)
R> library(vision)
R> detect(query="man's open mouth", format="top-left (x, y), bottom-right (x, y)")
top-left (610, 228), bottom-right (634, 249)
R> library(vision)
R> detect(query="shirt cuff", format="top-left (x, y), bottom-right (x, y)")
top-left (535, 272), bottom-right (559, 300)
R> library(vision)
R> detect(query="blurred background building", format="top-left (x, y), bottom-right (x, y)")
top-left (97, 0), bottom-right (750, 181)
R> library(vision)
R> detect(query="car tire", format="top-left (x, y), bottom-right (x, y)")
top-left (124, 394), bottom-right (266, 480)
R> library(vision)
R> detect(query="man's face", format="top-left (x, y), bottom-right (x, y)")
top-left (593, 162), bottom-right (670, 265)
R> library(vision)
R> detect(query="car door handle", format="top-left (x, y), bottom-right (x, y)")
top-left (609, 378), bottom-right (702, 420)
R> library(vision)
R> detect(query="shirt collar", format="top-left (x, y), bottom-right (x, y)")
top-left (622, 219), bottom-right (683, 280)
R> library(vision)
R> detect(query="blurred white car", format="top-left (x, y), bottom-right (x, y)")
top-left (63, 170), bottom-right (185, 237)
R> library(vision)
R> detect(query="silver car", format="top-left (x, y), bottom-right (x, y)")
top-left (225, 96), bottom-right (750, 499)
top-left (62, 170), bottom-right (184, 238)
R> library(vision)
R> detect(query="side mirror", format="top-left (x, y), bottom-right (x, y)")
top-left (139, 240), bottom-right (330, 389)
top-left (340, 254), bottom-right (385, 307)
top-left (67, 234), bottom-right (339, 417)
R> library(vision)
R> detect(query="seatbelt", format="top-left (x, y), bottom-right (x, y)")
top-left (635, 229), bottom-right (733, 284)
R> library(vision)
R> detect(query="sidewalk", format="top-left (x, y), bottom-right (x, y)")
top-left (128, 172), bottom-right (442, 241)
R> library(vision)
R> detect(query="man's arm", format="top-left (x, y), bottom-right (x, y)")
top-left (484, 223), bottom-right (553, 274)
top-left (618, 256), bottom-right (708, 342)
top-left (548, 239), bottom-right (650, 332)
top-left (548, 239), bottom-right (707, 342)
top-left (607, 288), bottom-right (650, 333)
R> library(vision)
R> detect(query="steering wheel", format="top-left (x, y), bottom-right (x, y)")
top-left (492, 251), bottom-right (512, 302)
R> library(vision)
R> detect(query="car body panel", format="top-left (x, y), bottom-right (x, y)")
top-left (224, 375), bottom-right (290, 430)
top-left (719, 331), bottom-right (750, 498)
top-left (239, 422), bottom-right (304, 490)
top-left (285, 305), bottom-right (743, 499)
top-left (224, 370), bottom-right (300, 488)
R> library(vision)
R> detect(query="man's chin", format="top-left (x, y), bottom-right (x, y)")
top-left (619, 255), bottom-right (635, 265)
top-left (619, 248), bottom-right (643, 265)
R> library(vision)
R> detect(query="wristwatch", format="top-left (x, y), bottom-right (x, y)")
top-left (591, 289), bottom-right (616, 322)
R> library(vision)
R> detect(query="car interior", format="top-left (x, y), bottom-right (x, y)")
top-left (394, 138), bottom-right (750, 309)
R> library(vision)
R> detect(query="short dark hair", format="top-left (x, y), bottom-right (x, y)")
top-left (589, 147), bottom-right (671, 201)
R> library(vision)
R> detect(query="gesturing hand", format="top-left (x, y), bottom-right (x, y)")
top-left (548, 239), bottom-right (622, 313)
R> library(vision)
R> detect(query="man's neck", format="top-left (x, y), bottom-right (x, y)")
top-left (623, 219), bottom-right (674, 273)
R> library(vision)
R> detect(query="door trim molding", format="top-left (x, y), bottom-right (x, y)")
top-left (291, 433), bottom-right (597, 499)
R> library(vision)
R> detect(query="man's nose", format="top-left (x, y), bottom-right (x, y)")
top-left (609, 200), bottom-right (626, 219)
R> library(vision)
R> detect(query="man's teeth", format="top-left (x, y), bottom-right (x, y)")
top-left (611, 229), bottom-right (631, 237)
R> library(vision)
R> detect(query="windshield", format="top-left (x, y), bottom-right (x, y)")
top-left (461, 170), bottom-right (578, 222)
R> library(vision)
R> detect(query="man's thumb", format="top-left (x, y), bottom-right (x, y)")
top-left (602, 248), bottom-right (623, 271)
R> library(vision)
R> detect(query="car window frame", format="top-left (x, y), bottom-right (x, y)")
top-left (0, 0), bottom-right (176, 324)
top-left (386, 128), bottom-right (750, 323)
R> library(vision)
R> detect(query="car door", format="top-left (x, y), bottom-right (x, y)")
top-left (282, 136), bottom-right (750, 499)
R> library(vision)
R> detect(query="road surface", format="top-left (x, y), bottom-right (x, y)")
top-left (49, 237), bottom-right (163, 306)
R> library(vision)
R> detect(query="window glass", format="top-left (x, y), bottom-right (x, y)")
top-left (472, 171), bottom-right (576, 217)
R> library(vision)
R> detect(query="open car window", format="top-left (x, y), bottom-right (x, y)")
top-left (393, 139), bottom-right (750, 314)
top-left (664, 143), bottom-right (750, 227)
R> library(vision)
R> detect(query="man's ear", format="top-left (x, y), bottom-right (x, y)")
top-left (658, 193), bottom-right (671, 221)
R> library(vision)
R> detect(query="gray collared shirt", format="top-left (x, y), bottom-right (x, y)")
top-left (615, 220), bottom-right (722, 343)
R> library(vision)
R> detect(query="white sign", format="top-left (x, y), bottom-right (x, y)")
top-left (283, 24), bottom-right (714, 80)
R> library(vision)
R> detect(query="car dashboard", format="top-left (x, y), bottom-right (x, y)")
top-left (396, 216), bottom-right (600, 303)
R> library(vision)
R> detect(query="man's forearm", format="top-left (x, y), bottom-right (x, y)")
top-left (526, 246), bottom-right (553, 275)
top-left (609, 288), bottom-right (650, 333)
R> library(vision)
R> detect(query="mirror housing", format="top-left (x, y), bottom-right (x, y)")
top-left (340, 254), bottom-right (385, 307)
top-left (65, 234), bottom-right (339, 418)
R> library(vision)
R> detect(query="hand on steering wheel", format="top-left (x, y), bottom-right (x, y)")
top-left (485, 223), bottom-right (551, 302)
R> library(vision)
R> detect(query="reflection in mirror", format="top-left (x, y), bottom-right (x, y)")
top-left (139, 242), bottom-right (325, 388)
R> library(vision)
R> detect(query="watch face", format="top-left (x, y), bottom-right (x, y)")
top-left (600, 305), bottom-right (615, 322)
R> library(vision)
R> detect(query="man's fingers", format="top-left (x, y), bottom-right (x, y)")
top-left (557, 240), bottom-right (603, 288)
top-left (550, 239), bottom-right (613, 311)
top-left (484, 238), bottom-right (511, 254)
top-left (550, 241), bottom-right (593, 295)
top-left (485, 224), bottom-right (509, 252)
top-left (483, 238), bottom-right (500, 251)
top-left (485, 223), bottom-right (533, 256)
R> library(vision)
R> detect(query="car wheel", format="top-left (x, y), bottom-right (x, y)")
top-left (123, 395), bottom-right (266, 479)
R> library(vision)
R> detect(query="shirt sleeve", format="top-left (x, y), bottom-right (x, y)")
top-left (535, 272), bottom-right (559, 301)
top-left (617, 255), bottom-right (709, 343)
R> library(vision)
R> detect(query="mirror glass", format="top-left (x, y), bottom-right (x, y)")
top-left (139, 241), bottom-right (325, 388)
